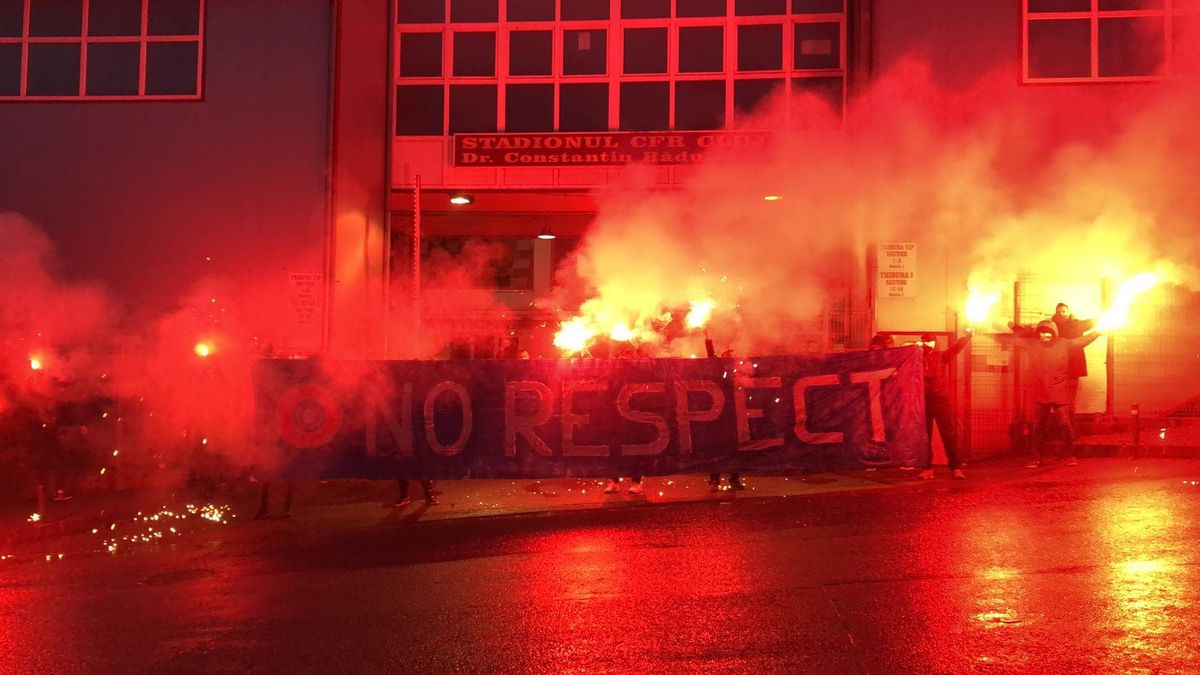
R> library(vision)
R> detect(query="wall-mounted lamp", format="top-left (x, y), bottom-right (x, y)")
top-left (536, 226), bottom-right (556, 240)
top-left (449, 193), bottom-right (473, 205)
top-left (762, 194), bottom-right (783, 202)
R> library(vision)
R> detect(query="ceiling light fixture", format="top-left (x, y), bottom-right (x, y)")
top-left (536, 226), bottom-right (556, 240)
top-left (449, 193), bottom-right (473, 205)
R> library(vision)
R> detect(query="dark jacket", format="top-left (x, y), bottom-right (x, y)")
top-left (1052, 315), bottom-right (1097, 378)
top-left (998, 320), bottom-right (1101, 405)
top-left (923, 335), bottom-right (971, 398)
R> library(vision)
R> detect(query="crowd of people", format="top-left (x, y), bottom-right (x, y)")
top-left (6, 301), bottom-right (1102, 515)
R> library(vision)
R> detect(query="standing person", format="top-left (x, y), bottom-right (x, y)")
top-left (396, 478), bottom-right (438, 507)
top-left (997, 320), bottom-right (1102, 467)
top-left (919, 331), bottom-right (972, 480)
top-left (1051, 303), bottom-right (1096, 415)
top-left (706, 339), bottom-right (744, 491)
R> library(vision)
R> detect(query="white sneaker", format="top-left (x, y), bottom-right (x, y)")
top-left (627, 482), bottom-right (645, 496)
top-left (603, 480), bottom-right (620, 494)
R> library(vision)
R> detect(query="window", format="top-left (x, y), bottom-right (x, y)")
top-left (560, 82), bottom-right (607, 130)
top-left (620, 81), bottom-right (668, 130)
top-left (563, 28), bottom-right (605, 74)
top-left (422, 237), bottom-right (536, 291)
top-left (400, 32), bottom-right (442, 77)
top-left (453, 31), bottom-right (495, 76)
top-left (1023, 0), bottom-right (1197, 81)
top-left (738, 24), bottom-right (783, 71)
top-left (394, 0), bottom-right (847, 136)
top-left (679, 25), bottom-right (723, 72)
top-left (623, 27), bottom-right (666, 74)
top-left (0, 0), bottom-right (204, 99)
top-left (507, 0), bottom-right (553, 21)
top-left (509, 30), bottom-right (551, 75)
top-left (675, 80), bottom-right (724, 129)
top-left (506, 83), bottom-right (553, 131)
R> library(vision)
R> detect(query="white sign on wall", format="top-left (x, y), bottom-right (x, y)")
top-left (877, 243), bottom-right (917, 298)
top-left (287, 272), bottom-right (324, 351)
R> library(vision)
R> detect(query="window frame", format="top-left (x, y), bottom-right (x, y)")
top-left (1022, 0), bottom-right (1199, 83)
top-left (395, 0), bottom-right (847, 136)
top-left (0, 0), bottom-right (205, 101)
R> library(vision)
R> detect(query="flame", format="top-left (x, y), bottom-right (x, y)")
top-left (554, 318), bottom-right (595, 354)
top-left (28, 355), bottom-right (42, 371)
top-left (686, 299), bottom-right (716, 329)
top-left (194, 341), bottom-right (213, 358)
top-left (964, 290), bottom-right (1000, 326)
top-left (1096, 273), bottom-right (1158, 331)
top-left (610, 322), bottom-right (635, 342)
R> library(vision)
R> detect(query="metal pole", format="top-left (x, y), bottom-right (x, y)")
top-left (413, 175), bottom-right (422, 344)
top-left (1102, 277), bottom-right (1115, 422)
top-left (1012, 279), bottom-right (1024, 451)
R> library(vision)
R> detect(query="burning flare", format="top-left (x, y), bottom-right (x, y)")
top-left (686, 299), bottom-right (716, 329)
top-left (964, 290), bottom-right (1000, 327)
top-left (553, 318), bottom-right (595, 354)
top-left (1096, 272), bottom-right (1159, 331)
top-left (193, 341), bottom-right (214, 358)
top-left (28, 355), bottom-right (43, 371)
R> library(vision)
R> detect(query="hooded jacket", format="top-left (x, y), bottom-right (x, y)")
top-left (1052, 315), bottom-right (1097, 378)
top-left (998, 320), bottom-right (1101, 405)
top-left (923, 335), bottom-right (971, 398)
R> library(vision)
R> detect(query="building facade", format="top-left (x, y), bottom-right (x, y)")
top-left (2, 0), bottom-right (1196, 453)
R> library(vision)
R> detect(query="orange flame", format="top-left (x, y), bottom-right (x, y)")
top-left (29, 355), bottom-right (43, 371)
top-left (686, 299), bottom-right (716, 330)
top-left (1096, 272), bottom-right (1158, 331)
top-left (194, 342), bottom-right (214, 358)
top-left (553, 318), bottom-right (595, 355)
top-left (964, 290), bottom-right (1000, 326)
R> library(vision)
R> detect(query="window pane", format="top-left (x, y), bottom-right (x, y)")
top-left (0, 43), bottom-right (20, 95)
top-left (27, 43), bottom-right (81, 95)
top-left (507, 0), bottom-right (554, 21)
top-left (677, 0), bottom-right (725, 16)
top-left (675, 80), bottom-right (724, 130)
top-left (736, 0), bottom-right (786, 15)
top-left (506, 83), bottom-right (553, 131)
top-left (450, 84), bottom-right (497, 133)
top-left (679, 25), bottom-right (723, 72)
top-left (509, 30), bottom-right (551, 75)
top-left (563, 29), bottom-right (605, 75)
top-left (30, 0), bottom-right (83, 37)
top-left (738, 24), bottom-right (783, 71)
top-left (1099, 16), bottom-right (1164, 76)
top-left (624, 27), bottom-right (667, 74)
top-left (1028, 0), bottom-right (1090, 11)
top-left (453, 31), bottom-right (495, 76)
top-left (1027, 19), bottom-right (1090, 78)
top-left (148, 0), bottom-right (200, 35)
top-left (0, 0), bottom-right (21, 38)
top-left (794, 22), bottom-right (840, 69)
top-left (397, 84), bottom-right (444, 135)
top-left (734, 78), bottom-right (781, 115)
top-left (1099, 0), bottom-right (1163, 8)
top-left (399, 0), bottom-right (445, 23)
top-left (1173, 14), bottom-right (1200, 76)
top-left (792, 75), bottom-right (842, 112)
top-left (146, 41), bottom-right (198, 94)
top-left (792, 0), bottom-right (843, 12)
top-left (401, 32), bottom-right (443, 77)
top-left (622, 0), bottom-right (669, 18)
top-left (452, 0), bottom-right (499, 21)
top-left (561, 0), bottom-right (608, 20)
top-left (86, 41), bottom-right (140, 95)
top-left (560, 82), bottom-right (607, 131)
top-left (619, 81), bottom-right (668, 130)
top-left (89, 0), bottom-right (142, 36)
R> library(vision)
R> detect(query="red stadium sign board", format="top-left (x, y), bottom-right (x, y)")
top-left (453, 131), bottom-right (775, 167)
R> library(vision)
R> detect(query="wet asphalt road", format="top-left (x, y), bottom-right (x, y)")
top-left (4, 459), bottom-right (1200, 674)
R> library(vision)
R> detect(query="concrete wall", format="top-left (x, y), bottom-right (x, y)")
top-left (0, 0), bottom-right (332, 352)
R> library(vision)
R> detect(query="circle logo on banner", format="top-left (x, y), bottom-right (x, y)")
top-left (278, 384), bottom-right (341, 449)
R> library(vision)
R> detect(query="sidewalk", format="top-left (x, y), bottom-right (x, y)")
top-left (2, 469), bottom-right (906, 549)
